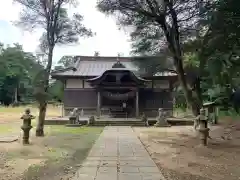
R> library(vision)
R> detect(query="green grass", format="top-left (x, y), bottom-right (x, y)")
top-left (0, 104), bottom-right (62, 135)
top-left (0, 104), bottom-right (63, 117)
top-left (0, 105), bottom-right (38, 113)
top-left (47, 125), bottom-right (102, 135)
top-left (0, 124), bottom-right (17, 134)
top-left (0, 119), bottom-right (37, 135)
top-left (2, 126), bottom-right (103, 180)
top-left (20, 126), bottom-right (103, 180)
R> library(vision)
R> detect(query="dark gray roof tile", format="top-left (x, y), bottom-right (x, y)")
top-left (52, 56), bottom-right (177, 77)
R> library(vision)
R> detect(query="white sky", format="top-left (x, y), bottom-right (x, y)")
top-left (0, 0), bottom-right (131, 66)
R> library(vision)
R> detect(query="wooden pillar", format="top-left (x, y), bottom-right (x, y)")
top-left (97, 91), bottom-right (101, 118)
top-left (62, 80), bottom-right (66, 117)
top-left (169, 79), bottom-right (174, 116)
top-left (136, 90), bottom-right (139, 118)
top-left (61, 103), bottom-right (64, 117)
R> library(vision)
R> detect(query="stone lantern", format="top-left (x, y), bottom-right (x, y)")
top-left (20, 108), bottom-right (35, 145)
top-left (198, 108), bottom-right (210, 146)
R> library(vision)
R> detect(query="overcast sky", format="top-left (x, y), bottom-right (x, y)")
top-left (0, 0), bottom-right (131, 66)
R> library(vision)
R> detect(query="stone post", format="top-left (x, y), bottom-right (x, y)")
top-left (198, 108), bottom-right (210, 146)
top-left (20, 108), bottom-right (35, 145)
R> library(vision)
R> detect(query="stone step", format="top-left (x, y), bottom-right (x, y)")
top-left (92, 121), bottom-right (146, 127)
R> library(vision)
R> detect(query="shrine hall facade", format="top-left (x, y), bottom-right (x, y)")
top-left (51, 56), bottom-right (177, 118)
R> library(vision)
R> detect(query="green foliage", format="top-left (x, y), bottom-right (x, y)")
top-left (48, 80), bottom-right (64, 102)
top-left (1, 0), bottom-right (240, 118)
top-left (0, 43), bottom-right (44, 105)
top-left (14, 0), bottom-right (93, 106)
top-left (132, 55), bottom-right (174, 76)
top-left (14, 0), bottom-right (93, 47)
top-left (57, 56), bottom-right (76, 68)
top-left (0, 42), bottom-right (66, 105)
top-left (96, 0), bottom-right (240, 113)
top-left (196, 0), bottom-right (240, 107)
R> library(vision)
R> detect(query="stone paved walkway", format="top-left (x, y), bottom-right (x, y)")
top-left (72, 126), bottom-right (165, 180)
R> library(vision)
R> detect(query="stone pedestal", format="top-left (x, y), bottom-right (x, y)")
top-left (69, 116), bottom-right (77, 124)
top-left (199, 127), bottom-right (210, 146)
top-left (21, 125), bottom-right (32, 144)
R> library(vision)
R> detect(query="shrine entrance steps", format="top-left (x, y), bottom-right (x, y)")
top-left (44, 117), bottom-right (194, 126)
top-left (93, 118), bottom-right (146, 127)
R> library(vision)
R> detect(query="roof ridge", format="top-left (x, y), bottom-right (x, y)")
top-left (73, 55), bottom-right (132, 61)
top-left (74, 55), bottom-right (132, 58)
top-left (51, 55), bottom-right (178, 78)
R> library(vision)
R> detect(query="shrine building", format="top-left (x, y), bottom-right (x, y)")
top-left (51, 56), bottom-right (177, 118)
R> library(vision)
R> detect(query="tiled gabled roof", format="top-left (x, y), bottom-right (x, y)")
top-left (51, 56), bottom-right (177, 78)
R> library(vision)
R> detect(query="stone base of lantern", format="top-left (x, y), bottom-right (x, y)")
top-left (198, 128), bottom-right (210, 146)
top-left (21, 125), bottom-right (32, 145)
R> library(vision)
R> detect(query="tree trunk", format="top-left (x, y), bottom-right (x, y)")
top-left (192, 79), bottom-right (203, 116)
top-left (35, 45), bottom-right (54, 137)
top-left (195, 79), bottom-right (202, 104)
top-left (174, 57), bottom-right (201, 116)
top-left (160, 2), bottom-right (202, 117)
top-left (14, 87), bottom-right (18, 104)
top-left (36, 102), bottom-right (47, 136)
top-left (191, 101), bottom-right (201, 116)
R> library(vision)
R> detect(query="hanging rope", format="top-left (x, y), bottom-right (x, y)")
top-left (102, 91), bottom-right (136, 100)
